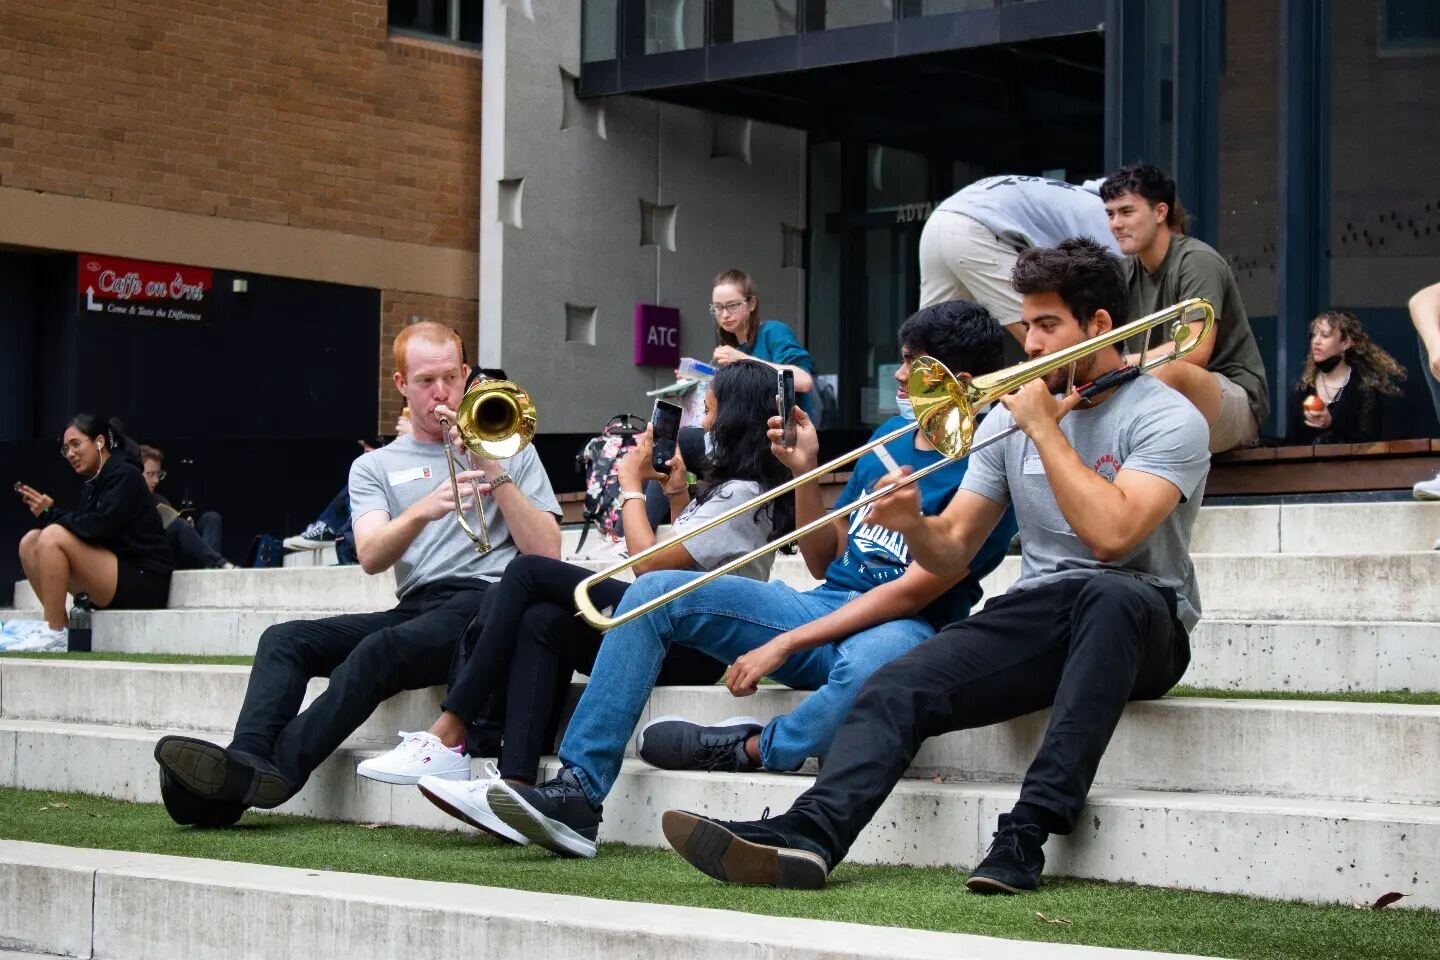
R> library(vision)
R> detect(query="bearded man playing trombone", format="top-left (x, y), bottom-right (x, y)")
top-left (662, 236), bottom-right (1211, 895)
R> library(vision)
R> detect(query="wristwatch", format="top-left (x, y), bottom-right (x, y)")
top-left (619, 491), bottom-right (647, 505)
top-left (487, 472), bottom-right (515, 491)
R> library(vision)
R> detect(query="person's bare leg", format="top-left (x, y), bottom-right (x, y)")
top-left (35, 525), bottom-right (119, 628)
top-left (18, 529), bottom-right (43, 604)
top-left (1144, 362), bottom-right (1222, 426)
top-left (428, 710), bottom-right (468, 749)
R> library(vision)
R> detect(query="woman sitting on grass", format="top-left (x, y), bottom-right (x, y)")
top-left (354, 360), bottom-right (794, 844)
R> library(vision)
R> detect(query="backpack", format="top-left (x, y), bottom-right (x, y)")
top-left (574, 414), bottom-right (648, 553)
top-left (246, 533), bottom-right (287, 569)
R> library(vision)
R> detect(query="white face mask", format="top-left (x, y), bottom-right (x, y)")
top-left (895, 394), bottom-right (916, 422)
top-left (703, 431), bottom-right (715, 456)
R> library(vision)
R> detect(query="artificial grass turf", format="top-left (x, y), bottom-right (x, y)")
top-left (0, 788), bottom-right (1431, 960)
top-left (0, 651), bottom-right (254, 666)
top-left (7, 653), bottom-right (1440, 707)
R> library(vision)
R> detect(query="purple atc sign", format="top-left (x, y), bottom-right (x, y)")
top-left (634, 303), bottom-right (681, 367)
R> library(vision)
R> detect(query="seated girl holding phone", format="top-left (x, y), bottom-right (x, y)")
top-left (354, 360), bottom-right (795, 839)
top-left (15, 415), bottom-right (174, 646)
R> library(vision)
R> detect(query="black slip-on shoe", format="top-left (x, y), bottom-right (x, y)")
top-left (154, 735), bottom-right (293, 810)
top-left (661, 809), bottom-right (830, 889)
top-left (158, 767), bottom-right (246, 828)
top-left (964, 813), bottom-right (1047, 894)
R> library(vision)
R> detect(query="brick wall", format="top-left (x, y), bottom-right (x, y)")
top-left (378, 291), bottom-right (478, 432)
top-left (0, 1), bottom-right (483, 432)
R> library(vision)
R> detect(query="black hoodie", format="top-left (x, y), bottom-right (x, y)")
top-left (44, 451), bottom-right (174, 576)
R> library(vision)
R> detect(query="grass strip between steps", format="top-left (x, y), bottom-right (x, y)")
top-left (0, 788), bottom-right (1430, 960)
top-left (8, 654), bottom-right (1440, 707)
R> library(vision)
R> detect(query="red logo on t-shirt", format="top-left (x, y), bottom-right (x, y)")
top-left (422, 466), bottom-right (432, 479)
top-left (1093, 453), bottom-right (1121, 481)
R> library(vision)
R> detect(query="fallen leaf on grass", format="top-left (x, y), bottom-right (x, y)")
top-left (38, 802), bottom-right (70, 811)
top-left (362, 822), bottom-right (391, 830)
top-left (1370, 892), bottom-right (1406, 910)
top-left (1035, 912), bottom-right (1072, 925)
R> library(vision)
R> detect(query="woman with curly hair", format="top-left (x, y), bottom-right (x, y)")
top-left (1291, 310), bottom-right (1406, 444)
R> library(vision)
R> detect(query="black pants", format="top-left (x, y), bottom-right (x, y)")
top-left (443, 554), bottom-right (725, 783)
top-left (167, 518), bottom-right (226, 570)
top-left (789, 573), bottom-right (1189, 865)
top-left (228, 577), bottom-right (488, 792)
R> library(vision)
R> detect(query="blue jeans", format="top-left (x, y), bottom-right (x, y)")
top-left (557, 570), bottom-right (935, 807)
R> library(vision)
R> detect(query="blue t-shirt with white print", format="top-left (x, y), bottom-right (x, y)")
top-left (823, 416), bottom-right (1017, 629)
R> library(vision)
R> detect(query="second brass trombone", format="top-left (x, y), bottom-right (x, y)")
top-left (574, 298), bottom-right (1216, 631)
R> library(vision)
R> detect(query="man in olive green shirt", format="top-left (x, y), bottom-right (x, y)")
top-left (1101, 165), bottom-right (1270, 452)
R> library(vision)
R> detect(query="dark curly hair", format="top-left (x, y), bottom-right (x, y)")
top-left (1011, 237), bottom-right (1130, 345)
top-left (1099, 164), bottom-right (1188, 233)
top-left (1297, 310), bottom-right (1407, 396)
top-left (695, 359), bottom-right (794, 537)
top-left (898, 300), bottom-right (1006, 377)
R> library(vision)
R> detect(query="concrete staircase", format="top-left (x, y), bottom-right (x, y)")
top-left (2, 500), bottom-right (1437, 932)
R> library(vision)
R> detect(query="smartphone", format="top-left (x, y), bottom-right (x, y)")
top-left (777, 369), bottom-right (797, 447)
top-left (650, 400), bottom-right (683, 473)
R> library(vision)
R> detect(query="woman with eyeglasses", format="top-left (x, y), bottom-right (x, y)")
top-left (709, 268), bottom-right (815, 419)
top-left (14, 414), bottom-right (173, 645)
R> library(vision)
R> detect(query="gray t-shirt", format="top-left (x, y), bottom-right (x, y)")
top-left (960, 376), bottom-right (1211, 630)
top-left (936, 175), bottom-right (1120, 255)
top-left (348, 435), bottom-right (562, 599)
top-left (667, 479), bottom-right (775, 581)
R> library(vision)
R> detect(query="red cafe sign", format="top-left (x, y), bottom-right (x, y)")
top-left (77, 254), bottom-right (213, 322)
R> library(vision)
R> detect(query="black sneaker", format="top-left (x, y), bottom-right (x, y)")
top-left (154, 735), bottom-right (294, 810)
top-left (964, 813), bottom-right (1047, 894)
top-left (283, 522), bottom-right (336, 551)
top-left (485, 767), bottom-right (602, 858)
top-left (158, 767), bottom-right (246, 828)
top-left (637, 715), bottom-right (762, 772)
top-left (662, 809), bottom-right (832, 889)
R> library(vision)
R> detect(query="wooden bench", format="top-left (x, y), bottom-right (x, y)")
top-left (1209, 438), bottom-right (1440, 496)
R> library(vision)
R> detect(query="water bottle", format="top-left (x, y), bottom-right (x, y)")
top-left (676, 357), bottom-right (717, 380)
top-left (67, 599), bottom-right (92, 653)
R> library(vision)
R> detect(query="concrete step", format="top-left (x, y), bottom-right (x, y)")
top-left (0, 842), bottom-right (1222, 960)
top-left (2, 722), bottom-right (1432, 909)
top-left (1185, 619), bottom-right (1440, 692)
top-left (1189, 501), bottom-right (1440, 554)
top-left (15, 551), bottom-right (1440, 621)
top-left (3, 663), bottom-right (1436, 805)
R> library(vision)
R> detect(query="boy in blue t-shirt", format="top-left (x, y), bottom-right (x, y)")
top-left (482, 301), bottom-right (1017, 860)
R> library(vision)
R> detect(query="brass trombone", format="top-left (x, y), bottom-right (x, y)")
top-left (573, 297), bottom-right (1215, 630)
top-left (437, 377), bottom-right (538, 553)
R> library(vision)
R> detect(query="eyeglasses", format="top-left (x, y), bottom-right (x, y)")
top-left (59, 439), bottom-right (90, 456)
top-left (143, 470), bottom-right (167, 482)
top-left (708, 298), bottom-right (752, 317)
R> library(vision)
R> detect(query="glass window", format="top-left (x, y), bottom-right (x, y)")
top-left (583, 0), bottom-right (618, 61)
top-left (719, 0), bottom-right (800, 42)
top-left (388, 0), bottom-right (482, 47)
top-left (807, 142), bottom-right (844, 420)
top-left (903, 0), bottom-right (1000, 15)
top-left (645, 0), bottom-right (704, 53)
top-left (815, 1), bottom-right (894, 30)
top-left (1380, 0), bottom-right (1440, 52)
top-left (1330, 0), bottom-right (1440, 439)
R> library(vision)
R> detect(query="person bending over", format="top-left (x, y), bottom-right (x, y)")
top-left (484, 299), bottom-right (1017, 859)
top-left (152, 322), bottom-right (561, 828)
top-left (354, 360), bottom-right (793, 844)
top-left (662, 237), bottom-right (1208, 896)
top-left (16, 415), bottom-right (173, 647)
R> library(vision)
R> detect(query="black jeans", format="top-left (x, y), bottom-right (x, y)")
top-left (229, 577), bottom-right (488, 792)
top-left (167, 518), bottom-right (226, 570)
top-left (788, 573), bottom-right (1189, 865)
top-left (443, 554), bottom-right (725, 783)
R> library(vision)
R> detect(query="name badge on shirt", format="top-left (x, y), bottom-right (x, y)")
top-left (1022, 455), bottom-right (1046, 476)
top-left (387, 465), bottom-right (434, 486)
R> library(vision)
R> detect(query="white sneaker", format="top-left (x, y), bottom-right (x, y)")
top-left (0, 620), bottom-right (66, 652)
top-left (417, 761), bottom-right (529, 845)
top-left (356, 731), bottom-right (470, 785)
top-left (1413, 473), bottom-right (1440, 500)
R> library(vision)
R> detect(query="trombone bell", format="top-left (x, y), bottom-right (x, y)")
top-left (439, 378), bottom-right (538, 553)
